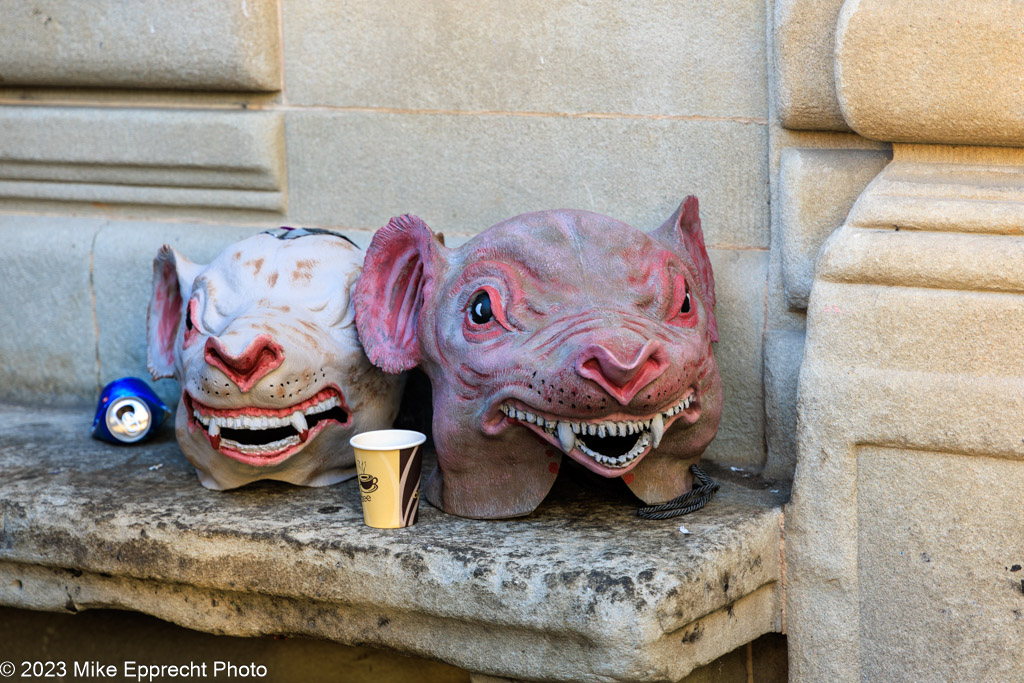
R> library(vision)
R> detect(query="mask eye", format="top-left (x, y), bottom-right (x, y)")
top-left (183, 297), bottom-right (202, 347)
top-left (668, 278), bottom-right (698, 329)
top-left (470, 291), bottom-right (493, 325)
top-left (463, 285), bottom-right (513, 342)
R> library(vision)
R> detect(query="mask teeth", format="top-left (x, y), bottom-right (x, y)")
top-left (191, 393), bottom-right (342, 428)
top-left (498, 388), bottom-right (697, 465)
top-left (192, 392), bottom-right (345, 452)
top-left (218, 434), bottom-right (301, 455)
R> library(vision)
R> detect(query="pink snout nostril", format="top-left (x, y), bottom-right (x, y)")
top-left (576, 340), bottom-right (669, 406)
top-left (204, 334), bottom-right (284, 393)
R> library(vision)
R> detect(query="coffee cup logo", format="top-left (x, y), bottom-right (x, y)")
top-left (358, 473), bottom-right (379, 493)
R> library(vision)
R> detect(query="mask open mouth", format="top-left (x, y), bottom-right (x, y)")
top-left (498, 389), bottom-right (698, 473)
top-left (185, 386), bottom-right (351, 464)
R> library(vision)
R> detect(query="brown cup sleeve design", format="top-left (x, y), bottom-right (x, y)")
top-left (398, 445), bottom-right (423, 527)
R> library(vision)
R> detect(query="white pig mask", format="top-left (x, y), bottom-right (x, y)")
top-left (147, 228), bottom-right (404, 490)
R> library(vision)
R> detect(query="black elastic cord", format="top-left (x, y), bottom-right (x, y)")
top-left (637, 465), bottom-right (720, 520)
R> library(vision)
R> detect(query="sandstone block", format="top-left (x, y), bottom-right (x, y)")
top-left (773, 0), bottom-right (849, 131)
top-left (284, 0), bottom-right (767, 119)
top-left (762, 329), bottom-right (805, 480)
top-left (0, 0), bottom-right (281, 91)
top-left (836, 0), bottom-right (1024, 146)
top-left (858, 447), bottom-right (1024, 681)
top-left (778, 147), bottom-right (891, 309)
top-left (703, 250), bottom-right (768, 471)
top-left (0, 216), bottom-right (102, 406)
top-left (285, 111), bottom-right (770, 248)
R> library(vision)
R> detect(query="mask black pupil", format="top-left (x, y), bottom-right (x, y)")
top-left (185, 305), bottom-right (195, 331)
top-left (681, 288), bottom-right (691, 314)
top-left (470, 292), bottom-right (493, 324)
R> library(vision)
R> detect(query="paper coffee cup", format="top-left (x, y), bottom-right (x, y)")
top-left (349, 430), bottom-right (427, 528)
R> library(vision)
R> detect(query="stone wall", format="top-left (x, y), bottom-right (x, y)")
top-left (0, 0), bottom-right (773, 473)
top-left (773, 1), bottom-right (1024, 680)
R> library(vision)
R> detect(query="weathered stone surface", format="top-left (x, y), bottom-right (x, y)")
top-left (0, 216), bottom-right (102, 406)
top-left (1, 607), bottom-right (470, 683)
top-left (858, 447), bottom-right (1024, 681)
top-left (0, 107), bottom-right (285, 218)
top-left (0, 403), bottom-right (784, 682)
top-left (762, 329), bottom-right (804, 480)
top-left (285, 111), bottom-right (770, 248)
top-left (778, 147), bottom-right (891, 309)
top-left (788, 144), bottom-right (1024, 682)
top-left (703, 250), bottom-right (768, 471)
top-left (773, 0), bottom-right (849, 131)
top-left (0, 0), bottom-right (281, 91)
top-left (835, 0), bottom-right (1024, 146)
top-left (284, 0), bottom-right (767, 119)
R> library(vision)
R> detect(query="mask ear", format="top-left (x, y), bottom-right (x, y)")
top-left (355, 215), bottom-right (446, 373)
top-left (652, 196), bottom-right (718, 342)
top-left (146, 245), bottom-right (202, 380)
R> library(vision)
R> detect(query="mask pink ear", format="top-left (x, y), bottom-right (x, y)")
top-left (355, 215), bottom-right (446, 373)
top-left (652, 196), bottom-right (718, 342)
top-left (146, 245), bottom-right (201, 380)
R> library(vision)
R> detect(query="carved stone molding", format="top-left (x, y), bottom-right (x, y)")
top-left (778, 147), bottom-right (891, 310)
top-left (0, 107), bottom-right (285, 216)
top-left (788, 144), bottom-right (1024, 681)
top-left (836, 0), bottom-right (1024, 146)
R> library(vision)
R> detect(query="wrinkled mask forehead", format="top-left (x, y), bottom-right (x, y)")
top-left (453, 212), bottom-right (677, 305)
top-left (197, 232), bottom-right (361, 311)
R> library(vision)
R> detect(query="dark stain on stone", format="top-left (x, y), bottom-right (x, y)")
top-left (638, 569), bottom-right (655, 582)
top-left (378, 617), bottom-right (390, 628)
top-left (66, 568), bottom-right (83, 578)
top-left (64, 597), bottom-right (78, 613)
top-left (1014, 610), bottom-right (1022, 620)
top-left (920, 552), bottom-right (931, 563)
top-left (395, 551), bottom-right (428, 578)
top-left (211, 599), bottom-right (218, 607)
top-left (429, 541), bottom-right (493, 568)
top-left (721, 572), bottom-right (730, 593)
top-left (318, 506), bottom-right (342, 514)
top-left (680, 625), bottom-right (703, 644)
top-left (727, 605), bottom-right (735, 618)
top-left (1011, 565), bottom-right (1022, 572)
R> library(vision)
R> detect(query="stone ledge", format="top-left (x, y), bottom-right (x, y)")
top-left (0, 403), bottom-right (785, 682)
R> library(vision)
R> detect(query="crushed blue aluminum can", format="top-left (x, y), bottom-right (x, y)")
top-left (91, 377), bottom-right (171, 444)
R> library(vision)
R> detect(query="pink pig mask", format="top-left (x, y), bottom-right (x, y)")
top-left (355, 197), bottom-right (722, 519)
top-left (147, 229), bottom-right (404, 490)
